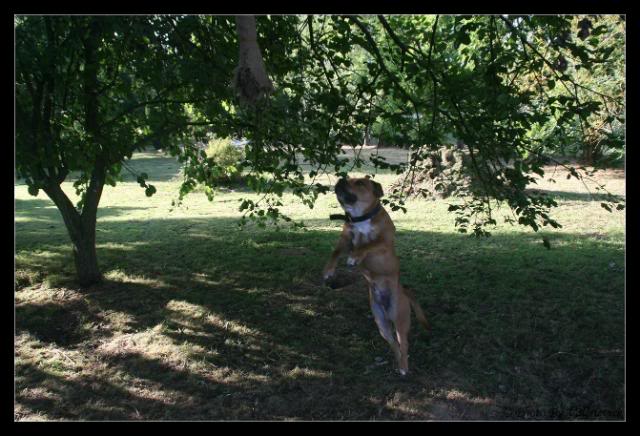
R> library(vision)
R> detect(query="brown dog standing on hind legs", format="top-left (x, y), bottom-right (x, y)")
top-left (323, 176), bottom-right (429, 376)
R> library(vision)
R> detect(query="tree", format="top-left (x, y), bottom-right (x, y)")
top-left (15, 15), bottom-right (237, 285)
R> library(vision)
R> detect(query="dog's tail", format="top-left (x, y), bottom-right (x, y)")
top-left (401, 285), bottom-right (430, 333)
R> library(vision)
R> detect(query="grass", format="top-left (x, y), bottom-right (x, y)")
top-left (14, 148), bottom-right (625, 420)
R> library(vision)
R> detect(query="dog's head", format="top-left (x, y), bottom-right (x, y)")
top-left (334, 176), bottom-right (383, 217)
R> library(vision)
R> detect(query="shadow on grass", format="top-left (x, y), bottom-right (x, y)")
top-left (15, 300), bottom-right (92, 347)
top-left (526, 189), bottom-right (623, 202)
top-left (15, 198), bottom-right (150, 221)
top-left (15, 197), bottom-right (625, 420)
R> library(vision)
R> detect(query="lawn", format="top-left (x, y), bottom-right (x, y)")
top-left (14, 148), bottom-right (625, 420)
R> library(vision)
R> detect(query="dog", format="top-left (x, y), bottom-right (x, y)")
top-left (323, 176), bottom-right (429, 376)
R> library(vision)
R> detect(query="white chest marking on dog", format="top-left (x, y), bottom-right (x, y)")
top-left (351, 220), bottom-right (374, 246)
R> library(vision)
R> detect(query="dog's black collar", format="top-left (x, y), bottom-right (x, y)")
top-left (329, 203), bottom-right (383, 223)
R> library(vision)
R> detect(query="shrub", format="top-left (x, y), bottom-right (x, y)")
top-left (205, 137), bottom-right (245, 184)
top-left (206, 137), bottom-right (244, 166)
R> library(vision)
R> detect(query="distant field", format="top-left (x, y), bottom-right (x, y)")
top-left (15, 148), bottom-right (625, 420)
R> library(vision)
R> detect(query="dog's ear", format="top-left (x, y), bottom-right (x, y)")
top-left (372, 181), bottom-right (384, 198)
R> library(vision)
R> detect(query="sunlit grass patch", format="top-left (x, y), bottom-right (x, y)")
top-left (103, 269), bottom-right (166, 287)
top-left (285, 366), bottom-right (330, 379)
top-left (97, 328), bottom-right (191, 363)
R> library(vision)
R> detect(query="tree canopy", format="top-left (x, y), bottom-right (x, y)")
top-left (179, 15), bottom-right (625, 234)
top-left (15, 14), bottom-right (625, 285)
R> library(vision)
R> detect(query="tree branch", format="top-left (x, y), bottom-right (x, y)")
top-left (426, 15), bottom-right (440, 135)
top-left (99, 94), bottom-right (213, 130)
top-left (377, 15), bottom-right (409, 54)
top-left (42, 180), bottom-right (83, 243)
top-left (307, 16), bottom-right (338, 93)
top-left (347, 16), bottom-right (422, 132)
top-left (373, 15), bottom-right (441, 136)
top-left (234, 15), bottom-right (274, 105)
top-left (499, 16), bottom-right (618, 102)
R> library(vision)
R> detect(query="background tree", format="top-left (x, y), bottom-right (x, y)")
top-left (519, 15), bottom-right (625, 165)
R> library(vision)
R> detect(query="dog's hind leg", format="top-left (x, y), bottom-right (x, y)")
top-left (394, 291), bottom-right (411, 375)
top-left (369, 285), bottom-right (402, 367)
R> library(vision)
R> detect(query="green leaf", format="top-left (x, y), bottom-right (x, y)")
top-left (145, 185), bottom-right (157, 197)
top-left (27, 185), bottom-right (39, 196)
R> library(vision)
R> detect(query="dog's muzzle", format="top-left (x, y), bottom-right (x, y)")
top-left (335, 178), bottom-right (357, 205)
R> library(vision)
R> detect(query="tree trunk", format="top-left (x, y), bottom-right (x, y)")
top-left (363, 127), bottom-right (371, 146)
top-left (233, 15), bottom-right (274, 106)
top-left (72, 231), bottom-right (102, 287)
top-left (582, 144), bottom-right (594, 165)
top-left (42, 181), bottom-right (103, 287)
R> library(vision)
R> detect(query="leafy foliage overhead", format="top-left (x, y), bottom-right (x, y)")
top-left (16, 15), bottom-right (625, 238)
top-left (181, 15), bottom-right (625, 234)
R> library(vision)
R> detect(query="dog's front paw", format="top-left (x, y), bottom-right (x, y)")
top-left (322, 267), bottom-right (336, 283)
